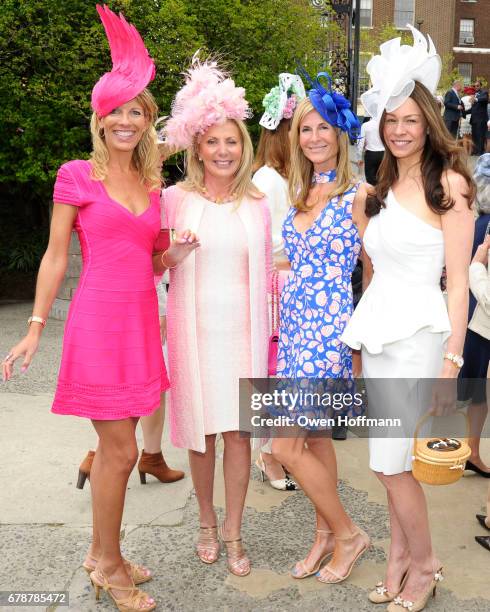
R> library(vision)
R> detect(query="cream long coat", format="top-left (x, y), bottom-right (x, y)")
top-left (162, 185), bottom-right (272, 453)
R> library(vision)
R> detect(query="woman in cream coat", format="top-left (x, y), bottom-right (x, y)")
top-left (161, 58), bottom-right (272, 577)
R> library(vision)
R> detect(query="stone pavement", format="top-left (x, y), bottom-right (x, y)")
top-left (1, 302), bottom-right (490, 612)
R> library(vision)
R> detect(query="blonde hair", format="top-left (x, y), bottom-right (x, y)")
top-left (89, 88), bottom-right (161, 191)
top-left (288, 98), bottom-right (353, 211)
top-left (180, 119), bottom-right (262, 203)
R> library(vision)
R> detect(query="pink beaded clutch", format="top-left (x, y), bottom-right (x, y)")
top-left (268, 271), bottom-right (280, 376)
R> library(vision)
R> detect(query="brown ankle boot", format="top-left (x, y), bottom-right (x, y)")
top-left (76, 450), bottom-right (95, 489)
top-left (138, 450), bottom-right (185, 484)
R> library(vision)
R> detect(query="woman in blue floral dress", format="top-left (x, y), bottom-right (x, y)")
top-left (271, 78), bottom-right (371, 586)
top-left (277, 169), bottom-right (361, 378)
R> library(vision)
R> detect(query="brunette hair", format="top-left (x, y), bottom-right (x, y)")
top-left (253, 119), bottom-right (291, 178)
top-left (289, 98), bottom-right (353, 212)
top-left (90, 88), bottom-right (160, 191)
top-left (180, 119), bottom-right (262, 203)
top-left (366, 81), bottom-right (475, 217)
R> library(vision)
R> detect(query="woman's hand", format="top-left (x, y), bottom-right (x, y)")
top-left (472, 235), bottom-right (490, 266)
top-left (2, 332), bottom-right (41, 382)
top-left (163, 229), bottom-right (200, 268)
top-left (429, 360), bottom-right (460, 416)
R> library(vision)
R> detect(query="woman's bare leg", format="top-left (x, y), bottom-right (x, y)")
top-left (221, 431), bottom-right (251, 539)
top-left (188, 434), bottom-right (218, 528)
top-left (273, 435), bottom-right (369, 580)
top-left (90, 417), bottom-right (154, 607)
top-left (376, 471), bottom-right (441, 602)
top-left (140, 398), bottom-right (164, 454)
top-left (292, 437), bottom-right (336, 574)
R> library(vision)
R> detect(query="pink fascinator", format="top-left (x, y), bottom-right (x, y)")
top-left (91, 4), bottom-right (156, 117)
top-left (164, 53), bottom-right (252, 150)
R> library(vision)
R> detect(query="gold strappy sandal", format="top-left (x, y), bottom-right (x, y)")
top-left (316, 527), bottom-right (370, 584)
top-left (90, 569), bottom-right (156, 612)
top-left (291, 529), bottom-right (334, 579)
top-left (83, 556), bottom-right (152, 585)
top-left (218, 523), bottom-right (251, 577)
top-left (196, 526), bottom-right (220, 564)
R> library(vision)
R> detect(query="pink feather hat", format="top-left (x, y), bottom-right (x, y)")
top-left (164, 54), bottom-right (252, 150)
top-left (91, 4), bottom-right (156, 117)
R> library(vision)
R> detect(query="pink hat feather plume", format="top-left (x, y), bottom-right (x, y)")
top-left (164, 53), bottom-right (251, 150)
top-left (91, 4), bottom-right (156, 117)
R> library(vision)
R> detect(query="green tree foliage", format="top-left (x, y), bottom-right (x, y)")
top-left (0, 0), bottom-right (324, 236)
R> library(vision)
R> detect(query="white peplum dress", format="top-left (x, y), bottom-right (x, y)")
top-left (341, 189), bottom-right (451, 475)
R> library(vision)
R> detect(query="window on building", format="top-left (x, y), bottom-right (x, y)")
top-left (458, 63), bottom-right (473, 84)
top-left (360, 0), bottom-right (372, 27)
top-left (394, 0), bottom-right (414, 28)
top-left (459, 19), bottom-right (475, 44)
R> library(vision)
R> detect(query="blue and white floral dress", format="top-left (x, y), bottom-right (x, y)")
top-left (277, 171), bottom-right (361, 380)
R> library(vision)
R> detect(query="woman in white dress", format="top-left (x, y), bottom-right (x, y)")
top-left (161, 57), bottom-right (271, 577)
top-left (252, 73), bottom-right (305, 491)
top-left (342, 28), bottom-right (475, 611)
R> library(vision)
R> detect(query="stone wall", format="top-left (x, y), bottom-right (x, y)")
top-left (50, 232), bottom-right (81, 321)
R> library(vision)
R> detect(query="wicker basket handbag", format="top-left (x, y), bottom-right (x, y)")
top-left (412, 411), bottom-right (471, 485)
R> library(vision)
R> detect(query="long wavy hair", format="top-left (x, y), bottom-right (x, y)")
top-left (180, 119), bottom-right (263, 202)
top-left (288, 98), bottom-right (353, 212)
top-left (253, 119), bottom-right (292, 178)
top-left (89, 88), bottom-right (161, 191)
top-left (366, 81), bottom-right (475, 217)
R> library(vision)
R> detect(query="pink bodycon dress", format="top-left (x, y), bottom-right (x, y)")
top-left (51, 159), bottom-right (169, 420)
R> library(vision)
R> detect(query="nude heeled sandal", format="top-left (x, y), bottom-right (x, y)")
top-left (368, 570), bottom-right (408, 604)
top-left (316, 527), bottom-right (370, 584)
top-left (83, 556), bottom-right (152, 585)
top-left (386, 568), bottom-right (443, 612)
top-left (218, 523), bottom-right (251, 577)
top-left (90, 569), bottom-right (156, 612)
top-left (290, 529), bottom-right (334, 579)
top-left (196, 526), bottom-right (220, 564)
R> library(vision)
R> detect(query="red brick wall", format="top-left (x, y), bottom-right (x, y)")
top-left (453, 0), bottom-right (490, 83)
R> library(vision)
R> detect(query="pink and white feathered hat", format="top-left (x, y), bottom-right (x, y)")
top-left (91, 4), bottom-right (156, 117)
top-left (164, 53), bottom-right (252, 150)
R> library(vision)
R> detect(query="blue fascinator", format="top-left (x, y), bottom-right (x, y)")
top-left (297, 65), bottom-right (361, 141)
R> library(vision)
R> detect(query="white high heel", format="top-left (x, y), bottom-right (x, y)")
top-left (255, 453), bottom-right (300, 491)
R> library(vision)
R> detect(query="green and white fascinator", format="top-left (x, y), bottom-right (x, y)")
top-left (260, 73), bottom-right (306, 130)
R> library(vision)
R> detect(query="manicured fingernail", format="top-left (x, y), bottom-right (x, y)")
top-left (21, 366), bottom-right (28, 373)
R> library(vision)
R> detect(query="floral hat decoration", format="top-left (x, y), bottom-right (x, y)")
top-left (297, 65), bottom-right (361, 141)
top-left (361, 25), bottom-right (441, 121)
top-left (91, 4), bottom-right (156, 117)
top-left (164, 53), bottom-right (252, 150)
top-left (259, 73), bottom-right (306, 130)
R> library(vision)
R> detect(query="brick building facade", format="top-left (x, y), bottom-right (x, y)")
top-left (452, 0), bottom-right (490, 85)
top-left (357, 0), bottom-right (489, 85)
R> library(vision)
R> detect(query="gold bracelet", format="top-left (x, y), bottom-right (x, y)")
top-left (160, 250), bottom-right (177, 269)
top-left (27, 315), bottom-right (47, 328)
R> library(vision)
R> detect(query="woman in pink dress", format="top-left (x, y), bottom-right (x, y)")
top-left (2, 7), bottom-right (197, 612)
top-left (161, 57), bottom-right (271, 577)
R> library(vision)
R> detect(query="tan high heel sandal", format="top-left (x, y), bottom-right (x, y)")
top-left (368, 570), bottom-right (408, 604)
top-left (218, 523), bottom-right (251, 577)
top-left (291, 529), bottom-right (334, 579)
top-left (83, 556), bottom-right (152, 585)
top-left (386, 568), bottom-right (443, 612)
top-left (90, 569), bottom-right (156, 612)
top-left (316, 527), bottom-right (370, 584)
top-left (196, 526), bottom-right (220, 564)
